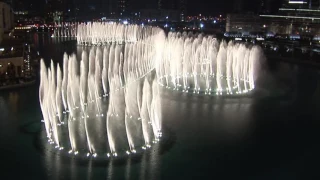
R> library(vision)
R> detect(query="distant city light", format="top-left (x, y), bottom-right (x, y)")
top-left (200, 23), bottom-right (204, 28)
top-left (213, 20), bottom-right (217, 23)
top-left (260, 14), bottom-right (320, 20)
top-left (123, 20), bottom-right (128, 25)
top-left (288, 0), bottom-right (306, 4)
top-left (256, 37), bottom-right (265, 41)
top-left (280, 8), bottom-right (320, 12)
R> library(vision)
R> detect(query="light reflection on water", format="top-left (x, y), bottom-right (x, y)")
top-left (34, 89), bottom-right (261, 179)
top-left (42, 128), bottom-right (161, 180)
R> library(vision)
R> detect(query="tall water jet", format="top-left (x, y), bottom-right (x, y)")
top-left (40, 24), bottom-right (165, 157)
top-left (158, 32), bottom-right (264, 96)
top-left (40, 24), bottom-right (265, 159)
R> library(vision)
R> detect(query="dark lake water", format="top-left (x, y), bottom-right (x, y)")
top-left (1, 34), bottom-right (320, 179)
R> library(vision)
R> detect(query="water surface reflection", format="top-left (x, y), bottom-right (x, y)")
top-left (41, 130), bottom-right (163, 180)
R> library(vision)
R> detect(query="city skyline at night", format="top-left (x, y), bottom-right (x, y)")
top-left (10, 0), bottom-right (285, 16)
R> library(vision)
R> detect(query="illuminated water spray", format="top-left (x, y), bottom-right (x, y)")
top-left (53, 22), bottom-right (78, 38)
top-left (40, 25), bottom-right (165, 157)
top-left (40, 24), bottom-right (264, 158)
top-left (157, 32), bottom-right (264, 95)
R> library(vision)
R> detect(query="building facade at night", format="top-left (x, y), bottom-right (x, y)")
top-left (108, 0), bottom-right (130, 18)
top-left (282, 0), bottom-right (320, 9)
top-left (45, 0), bottom-right (68, 22)
top-left (261, 0), bottom-right (320, 35)
top-left (227, 0), bottom-right (320, 36)
top-left (226, 13), bottom-right (262, 34)
top-left (179, 0), bottom-right (186, 21)
top-left (0, 1), bottom-right (14, 42)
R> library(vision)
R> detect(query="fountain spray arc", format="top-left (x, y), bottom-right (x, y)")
top-left (53, 22), bottom-right (78, 38)
top-left (76, 22), bottom-right (164, 45)
top-left (157, 32), bottom-right (264, 95)
top-left (40, 26), bottom-right (165, 157)
top-left (40, 23), bottom-right (265, 158)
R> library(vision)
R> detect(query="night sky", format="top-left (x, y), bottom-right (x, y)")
top-left (19, 0), bottom-right (283, 15)
top-left (188, 0), bottom-right (235, 15)
top-left (185, 0), bottom-right (283, 15)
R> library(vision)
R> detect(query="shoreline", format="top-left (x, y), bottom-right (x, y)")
top-left (0, 80), bottom-right (36, 90)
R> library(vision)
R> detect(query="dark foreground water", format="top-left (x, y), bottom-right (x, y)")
top-left (1, 34), bottom-right (320, 180)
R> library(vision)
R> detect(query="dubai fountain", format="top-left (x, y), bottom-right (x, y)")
top-left (76, 22), bottom-right (164, 45)
top-left (158, 32), bottom-right (264, 95)
top-left (40, 24), bottom-right (165, 158)
top-left (40, 22), bottom-right (264, 159)
top-left (53, 22), bottom-right (78, 38)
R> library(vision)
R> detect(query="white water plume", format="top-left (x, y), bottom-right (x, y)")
top-left (53, 22), bottom-right (78, 38)
top-left (40, 25), bottom-right (265, 157)
top-left (40, 30), bottom-right (163, 156)
top-left (158, 32), bottom-right (264, 95)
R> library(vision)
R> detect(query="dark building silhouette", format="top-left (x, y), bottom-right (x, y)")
top-left (158, 0), bottom-right (178, 10)
top-left (108, 0), bottom-right (130, 17)
top-left (157, 0), bottom-right (186, 21)
top-left (46, 0), bottom-right (67, 12)
top-left (179, 0), bottom-right (187, 21)
top-left (309, 0), bottom-right (320, 8)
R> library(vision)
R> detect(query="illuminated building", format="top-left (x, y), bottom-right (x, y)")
top-left (118, 0), bottom-right (129, 17)
top-left (0, 44), bottom-right (26, 81)
top-left (109, 0), bottom-right (117, 17)
top-left (260, 0), bottom-right (320, 35)
top-left (226, 13), bottom-right (262, 34)
top-left (108, 0), bottom-right (130, 17)
top-left (45, 0), bottom-right (67, 22)
top-left (0, 56), bottom-right (25, 79)
top-left (179, 0), bottom-right (186, 21)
